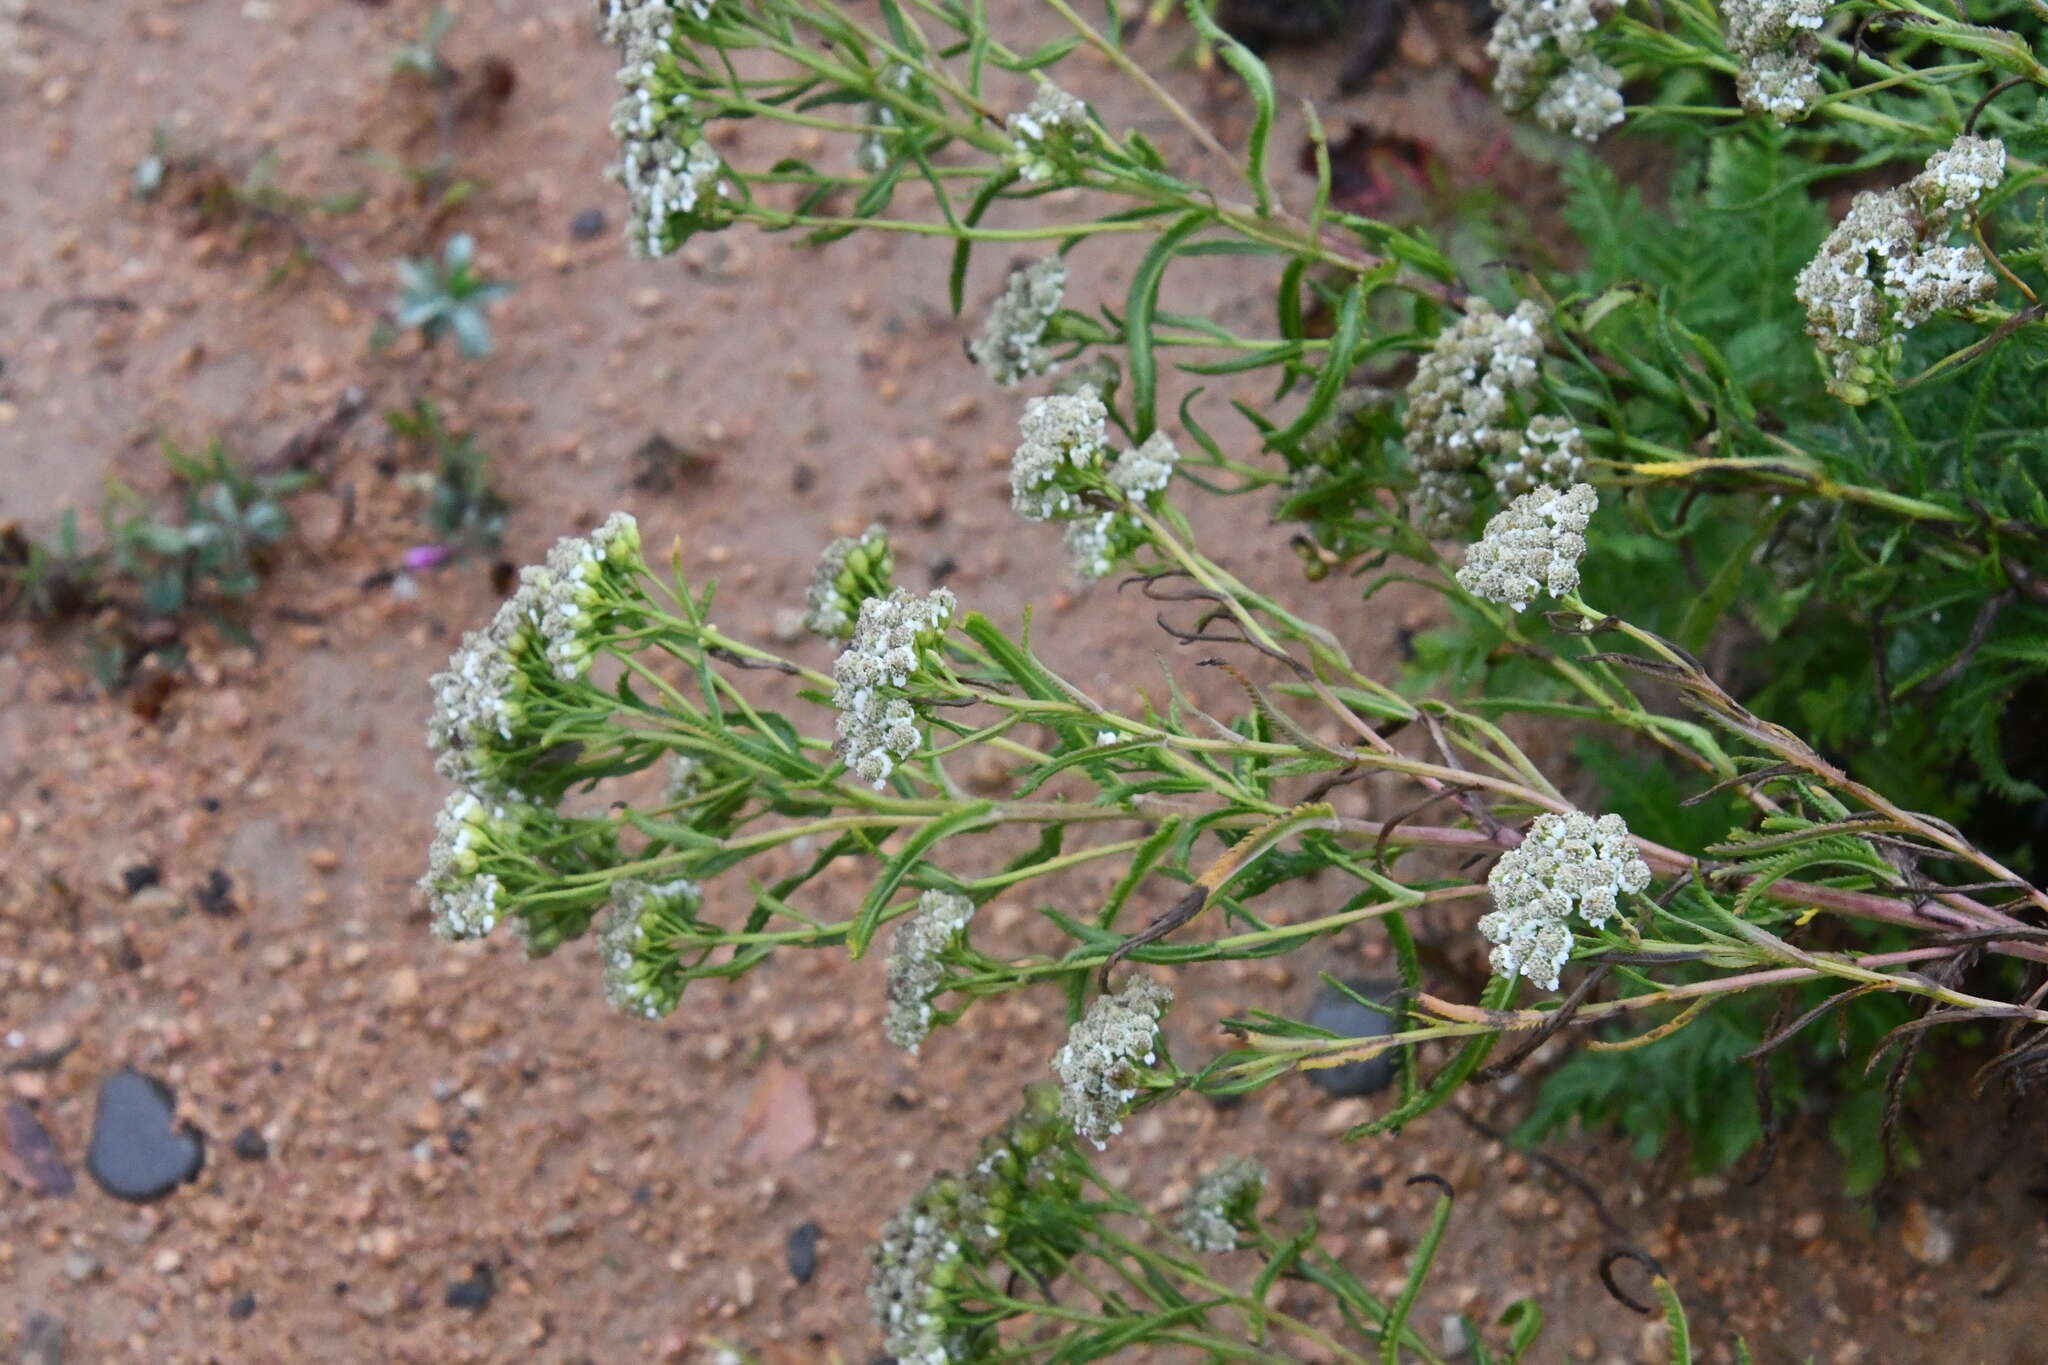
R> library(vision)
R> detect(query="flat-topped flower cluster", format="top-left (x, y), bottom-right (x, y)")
top-left (1795, 135), bottom-right (2006, 401)
top-left (1487, 0), bottom-right (1626, 140)
top-left (831, 587), bottom-right (958, 788)
top-left (1479, 810), bottom-right (1652, 990)
top-left (1010, 392), bottom-right (1180, 580)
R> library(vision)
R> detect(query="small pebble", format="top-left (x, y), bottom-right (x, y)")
top-left (1441, 1312), bottom-right (1471, 1358)
top-left (193, 869), bottom-right (236, 918)
top-left (445, 1262), bottom-right (496, 1312)
top-left (569, 207), bottom-right (607, 241)
top-left (786, 1219), bottom-right (820, 1285)
top-left (121, 864), bottom-right (162, 896)
top-left (1899, 1200), bottom-right (1954, 1267)
top-left (4, 1101), bottom-right (75, 1196)
top-left (17, 1312), bottom-right (65, 1365)
top-left (230, 1127), bottom-right (269, 1162)
top-left (227, 1293), bottom-right (257, 1321)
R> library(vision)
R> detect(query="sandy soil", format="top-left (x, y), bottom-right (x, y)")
top-left (3, 3), bottom-right (2046, 1363)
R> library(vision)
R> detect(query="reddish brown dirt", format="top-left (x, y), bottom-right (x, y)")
top-left (3, 4), bottom-right (2046, 1364)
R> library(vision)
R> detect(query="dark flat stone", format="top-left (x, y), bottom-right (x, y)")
top-left (786, 1219), bottom-right (820, 1285)
top-left (1304, 979), bottom-right (1400, 1099)
top-left (84, 1071), bottom-right (204, 1203)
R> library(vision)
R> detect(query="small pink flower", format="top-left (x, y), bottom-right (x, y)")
top-left (404, 544), bottom-right (453, 571)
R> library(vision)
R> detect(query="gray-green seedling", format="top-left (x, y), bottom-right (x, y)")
top-left (388, 233), bottom-right (511, 358)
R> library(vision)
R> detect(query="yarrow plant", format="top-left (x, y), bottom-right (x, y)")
top-left (1723, 0), bottom-right (1829, 120)
top-left (1478, 811), bottom-right (1655, 989)
top-left (831, 586), bottom-right (958, 787)
top-left (1174, 1154), bottom-right (1267, 1253)
top-left (1402, 299), bottom-right (1548, 534)
top-left (1009, 391), bottom-right (1181, 578)
top-left (1795, 135), bottom-right (2008, 400)
top-left (597, 876), bottom-right (701, 1017)
top-left (1486, 0), bottom-right (1625, 140)
top-left (801, 522), bottom-right (892, 640)
top-left (1455, 482), bottom-right (1597, 611)
top-left (597, 0), bottom-right (732, 257)
top-left (968, 257), bottom-right (1068, 387)
top-left (883, 888), bottom-right (976, 1052)
top-left (1050, 975), bottom-right (1173, 1148)
top-left (1005, 81), bottom-right (1093, 183)
top-left (412, 1), bottom-right (2048, 1355)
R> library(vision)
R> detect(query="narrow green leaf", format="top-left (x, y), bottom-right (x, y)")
top-left (1127, 211), bottom-right (1209, 440)
top-left (1184, 0), bottom-right (1276, 215)
top-left (1266, 280), bottom-right (1363, 450)
top-left (1380, 1181), bottom-right (1453, 1364)
top-left (947, 171), bottom-right (1018, 315)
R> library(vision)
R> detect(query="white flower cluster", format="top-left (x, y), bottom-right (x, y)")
top-left (421, 514), bottom-right (646, 950)
top-left (1007, 81), bottom-right (1090, 182)
top-left (803, 522), bottom-right (892, 640)
top-left (1912, 134), bottom-right (2007, 222)
top-left (526, 512), bottom-right (644, 682)
top-left (869, 1186), bottom-right (967, 1365)
top-left (1794, 136), bottom-right (2005, 399)
top-left (1052, 976), bottom-right (1171, 1148)
top-left (1110, 430), bottom-right (1179, 499)
top-left (1724, 0), bottom-right (1828, 120)
top-left (1456, 482), bottom-right (1596, 611)
top-left (426, 624), bottom-right (523, 794)
top-left (1012, 396), bottom-right (1179, 579)
top-left (422, 791), bottom-right (520, 939)
top-left (1062, 431), bottom-right (1182, 580)
top-left (1176, 1156), bottom-right (1266, 1253)
top-left (1403, 299), bottom-right (1547, 534)
top-left (597, 877), bottom-right (701, 1018)
top-left (599, 0), bottom-right (728, 258)
top-left (426, 513), bottom-right (642, 791)
top-left (599, 0), bottom-right (712, 30)
top-left (968, 258), bottom-right (1068, 387)
top-left (1494, 414), bottom-right (1587, 498)
top-left (1479, 810), bottom-right (1651, 990)
top-left (1012, 392), bottom-right (1110, 521)
top-left (832, 587), bottom-right (958, 788)
top-left (1487, 0), bottom-right (1625, 140)
top-left (868, 1088), bottom-right (1074, 1365)
top-left (884, 889), bottom-right (977, 1052)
